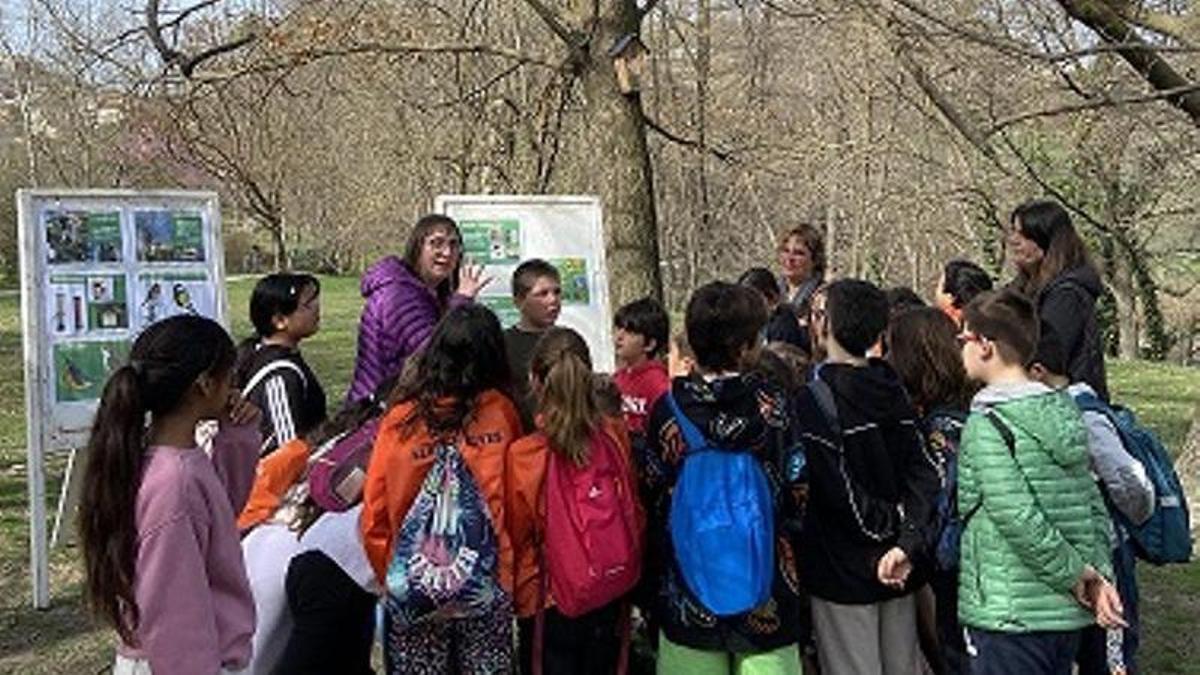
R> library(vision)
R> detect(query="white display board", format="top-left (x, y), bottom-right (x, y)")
top-left (17, 189), bottom-right (227, 608)
top-left (435, 195), bottom-right (615, 371)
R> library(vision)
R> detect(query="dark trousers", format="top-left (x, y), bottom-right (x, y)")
top-left (966, 628), bottom-right (1081, 675)
top-left (931, 570), bottom-right (967, 675)
top-left (274, 550), bottom-right (377, 675)
top-left (517, 602), bottom-right (624, 675)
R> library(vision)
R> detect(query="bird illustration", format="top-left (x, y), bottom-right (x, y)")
top-left (173, 283), bottom-right (197, 314)
top-left (61, 357), bottom-right (93, 391)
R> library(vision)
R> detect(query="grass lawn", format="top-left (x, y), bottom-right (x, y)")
top-left (0, 277), bottom-right (1196, 672)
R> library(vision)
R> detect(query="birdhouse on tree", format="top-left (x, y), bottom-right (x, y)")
top-left (609, 34), bottom-right (648, 95)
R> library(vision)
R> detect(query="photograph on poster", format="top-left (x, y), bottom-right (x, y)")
top-left (43, 210), bottom-right (122, 264)
top-left (135, 271), bottom-right (214, 329)
top-left (46, 274), bottom-right (128, 334)
top-left (460, 219), bottom-right (521, 264)
top-left (480, 295), bottom-right (521, 328)
top-left (550, 258), bottom-right (590, 305)
top-left (135, 210), bottom-right (206, 262)
top-left (53, 340), bottom-right (131, 403)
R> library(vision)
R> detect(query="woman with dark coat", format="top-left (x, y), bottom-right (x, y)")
top-left (345, 214), bottom-right (491, 403)
top-left (1007, 199), bottom-right (1109, 400)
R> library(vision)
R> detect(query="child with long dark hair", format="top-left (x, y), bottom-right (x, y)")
top-left (508, 327), bottom-right (643, 675)
top-left (236, 273), bottom-right (326, 455)
top-left (360, 304), bottom-right (520, 674)
top-left (79, 315), bottom-right (262, 675)
top-left (887, 306), bottom-right (978, 675)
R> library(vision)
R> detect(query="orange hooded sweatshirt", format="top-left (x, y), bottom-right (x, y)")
top-left (360, 389), bottom-right (522, 591)
top-left (505, 416), bottom-right (639, 618)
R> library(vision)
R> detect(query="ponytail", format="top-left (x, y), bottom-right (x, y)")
top-left (79, 315), bottom-right (236, 644)
top-left (79, 365), bottom-right (146, 644)
top-left (530, 328), bottom-right (601, 465)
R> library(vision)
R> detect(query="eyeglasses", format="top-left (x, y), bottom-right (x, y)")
top-left (425, 236), bottom-right (462, 252)
top-left (956, 330), bottom-right (988, 347)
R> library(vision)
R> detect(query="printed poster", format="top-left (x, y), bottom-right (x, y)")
top-left (480, 296), bottom-right (521, 329)
top-left (460, 219), bottom-right (521, 264)
top-left (44, 210), bottom-right (122, 264)
top-left (47, 274), bottom-right (129, 335)
top-left (135, 271), bottom-right (215, 329)
top-left (135, 210), bottom-right (206, 262)
top-left (550, 258), bottom-right (590, 305)
top-left (52, 340), bottom-right (131, 403)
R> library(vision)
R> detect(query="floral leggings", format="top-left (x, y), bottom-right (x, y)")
top-left (384, 598), bottom-right (513, 675)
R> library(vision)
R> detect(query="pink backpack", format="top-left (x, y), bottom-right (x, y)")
top-left (541, 427), bottom-right (643, 617)
top-left (307, 417), bottom-right (382, 512)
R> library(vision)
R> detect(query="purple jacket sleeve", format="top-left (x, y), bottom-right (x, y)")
top-left (135, 511), bottom-right (222, 675)
top-left (210, 422), bottom-right (262, 517)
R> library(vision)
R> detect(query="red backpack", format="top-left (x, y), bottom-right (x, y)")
top-left (540, 426), bottom-right (643, 617)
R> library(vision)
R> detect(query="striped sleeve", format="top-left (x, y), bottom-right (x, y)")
top-left (264, 374), bottom-right (301, 446)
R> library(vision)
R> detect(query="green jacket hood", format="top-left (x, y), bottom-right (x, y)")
top-left (971, 381), bottom-right (1087, 467)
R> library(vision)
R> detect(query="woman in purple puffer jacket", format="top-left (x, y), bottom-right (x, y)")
top-left (345, 214), bottom-right (491, 403)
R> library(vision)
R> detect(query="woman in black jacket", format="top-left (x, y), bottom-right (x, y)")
top-left (1007, 199), bottom-right (1109, 400)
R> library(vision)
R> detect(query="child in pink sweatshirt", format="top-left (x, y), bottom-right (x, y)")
top-left (79, 316), bottom-right (263, 675)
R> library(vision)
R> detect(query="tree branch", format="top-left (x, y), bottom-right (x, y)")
top-left (643, 112), bottom-right (736, 163)
top-left (520, 0), bottom-right (584, 48)
top-left (146, 0), bottom-right (258, 78)
top-left (989, 82), bottom-right (1200, 133)
top-left (1056, 0), bottom-right (1200, 126)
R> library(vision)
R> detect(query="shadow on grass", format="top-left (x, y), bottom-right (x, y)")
top-left (0, 591), bottom-right (100, 661)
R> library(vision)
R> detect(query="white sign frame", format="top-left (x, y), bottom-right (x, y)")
top-left (435, 195), bottom-right (616, 371)
top-left (17, 189), bottom-right (227, 608)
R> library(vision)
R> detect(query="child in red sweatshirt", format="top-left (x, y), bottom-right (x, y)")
top-left (613, 297), bottom-right (670, 443)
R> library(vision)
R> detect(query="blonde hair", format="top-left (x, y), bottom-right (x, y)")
top-left (530, 328), bottom-right (602, 465)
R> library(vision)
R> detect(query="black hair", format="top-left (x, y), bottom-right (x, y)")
top-left (79, 315), bottom-right (236, 645)
top-left (942, 259), bottom-right (993, 309)
top-left (686, 282), bottom-right (768, 372)
top-left (614, 297), bottom-right (670, 357)
top-left (511, 258), bottom-right (561, 299)
top-left (247, 273), bottom-right (320, 339)
top-left (885, 286), bottom-right (926, 315)
top-left (738, 267), bottom-right (782, 305)
top-left (825, 279), bottom-right (889, 357)
top-left (390, 304), bottom-right (513, 433)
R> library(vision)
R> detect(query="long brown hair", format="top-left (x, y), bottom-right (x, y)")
top-left (80, 316), bottom-right (236, 645)
top-left (388, 304), bottom-right (512, 435)
top-left (886, 307), bottom-right (974, 412)
top-left (530, 327), bottom-right (602, 465)
top-left (1010, 200), bottom-right (1098, 296)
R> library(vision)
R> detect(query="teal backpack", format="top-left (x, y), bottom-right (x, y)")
top-left (1074, 391), bottom-right (1193, 565)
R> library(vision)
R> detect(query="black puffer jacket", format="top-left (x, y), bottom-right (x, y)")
top-left (638, 374), bottom-right (806, 653)
top-left (1038, 264), bottom-right (1108, 401)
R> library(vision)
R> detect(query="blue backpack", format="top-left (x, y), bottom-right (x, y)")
top-left (666, 395), bottom-right (774, 616)
top-left (1073, 391), bottom-right (1193, 565)
top-left (384, 441), bottom-right (504, 631)
top-left (925, 409), bottom-right (969, 571)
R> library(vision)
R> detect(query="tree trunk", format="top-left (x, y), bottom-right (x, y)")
top-left (1178, 405), bottom-right (1200, 536)
top-left (1110, 242), bottom-right (1139, 360)
top-left (570, 5), bottom-right (663, 307)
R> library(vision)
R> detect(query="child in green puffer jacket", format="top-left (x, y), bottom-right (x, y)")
top-left (955, 289), bottom-right (1124, 675)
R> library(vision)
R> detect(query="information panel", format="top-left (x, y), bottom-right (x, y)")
top-left (435, 195), bottom-right (615, 371)
top-left (17, 189), bottom-right (226, 607)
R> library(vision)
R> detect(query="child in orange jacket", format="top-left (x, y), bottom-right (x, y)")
top-left (359, 304), bottom-right (523, 675)
top-left (507, 327), bottom-right (643, 675)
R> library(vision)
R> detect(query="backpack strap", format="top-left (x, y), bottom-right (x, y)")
top-left (665, 394), bottom-right (708, 452)
top-left (959, 409), bottom-right (1018, 528)
top-left (243, 358), bottom-right (307, 397)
